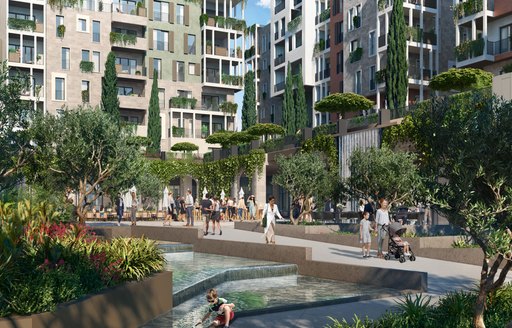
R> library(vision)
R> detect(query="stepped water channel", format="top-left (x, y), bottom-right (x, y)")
top-left (142, 244), bottom-right (400, 328)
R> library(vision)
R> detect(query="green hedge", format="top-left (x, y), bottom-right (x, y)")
top-left (8, 18), bottom-right (36, 31)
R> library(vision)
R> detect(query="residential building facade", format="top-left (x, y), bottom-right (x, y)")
top-left (1, 0), bottom-right (245, 154)
top-left (454, 0), bottom-right (512, 75)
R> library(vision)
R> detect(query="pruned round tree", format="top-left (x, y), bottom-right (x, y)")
top-left (206, 131), bottom-right (258, 148)
top-left (314, 93), bottom-right (374, 115)
top-left (246, 123), bottom-right (285, 136)
top-left (429, 68), bottom-right (492, 92)
top-left (170, 142), bottom-right (199, 152)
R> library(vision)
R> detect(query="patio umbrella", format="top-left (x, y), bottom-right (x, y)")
top-left (162, 187), bottom-right (169, 210)
top-left (220, 189), bottom-right (226, 200)
top-left (202, 187), bottom-right (208, 199)
top-left (239, 187), bottom-right (244, 199)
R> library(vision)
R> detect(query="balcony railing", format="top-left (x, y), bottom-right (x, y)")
top-left (274, 81), bottom-right (285, 92)
top-left (455, 38), bottom-right (485, 61)
top-left (487, 38), bottom-right (512, 56)
top-left (275, 1), bottom-right (285, 14)
top-left (274, 55), bottom-right (285, 66)
top-left (409, 65), bottom-right (433, 81)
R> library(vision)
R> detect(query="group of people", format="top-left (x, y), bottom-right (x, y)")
top-left (358, 197), bottom-right (410, 258)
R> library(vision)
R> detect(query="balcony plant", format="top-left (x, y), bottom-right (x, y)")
top-left (135, 70), bottom-right (141, 75)
top-left (199, 13), bottom-right (209, 27)
top-left (170, 96), bottom-right (197, 109)
top-left (376, 68), bottom-right (386, 84)
top-left (172, 126), bottom-right (185, 137)
top-left (353, 15), bottom-right (361, 29)
top-left (215, 16), bottom-right (225, 28)
top-left (287, 16), bottom-right (302, 32)
top-left (314, 39), bottom-right (326, 53)
top-left (349, 47), bottom-right (363, 63)
top-left (57, 24), bottom-right (66, 38)
top-left (236, 46), bottom-right (242, 58)
top-left (8, 18), bottom-right (36, 31)
top-left (205, 40), bottom-right (212, 54)
top-left (81, 90), bottom-right (90, 103)
top-left (201, 125), bottom-right (209, 138)
top-left (319, 7), bottom-right (330, 22)
top-left (136, 1), bottom-right (146, 16)
top-left (109, 31), bottom-right (137, 46)
top-left (79, 61), bottom-right (94, 73)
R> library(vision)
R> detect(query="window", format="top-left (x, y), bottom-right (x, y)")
top-left (335, 22), bottom-right (343, 44)
top-left (336, 51), bottom-right (342, 74)
top-left (92, 51), bottom-right (100, 73)
top-left (78, 18), bottom-right (87, 32)
top-left (154, 1), bottom-right (169, 21)
top-left (369, 66), bottom-right (376, 91)
top-left (369, 31), bottom-right (376, 56)
top-left (55, 77), bottom-right (65, 100)
top-left (187, 34), bottom-right (196, 54)
top-left (81, 80), bottom-right (90, 102)
top-left (118, 86), bottom-right (134, 96)
top-left (188, 63), bottom-right (196, 75)
top-left (355, 70), bottom-right (362, 94)
top-left (154, 30), bottom-right (168, 51)
top-left (153, 58), bottom-right (162, 78)
top-left (350, 39), bottom-right (359, 52)
top-left (61, 47), bottom-right (70, 70)
top-left (177, 61), bottom-right (185, 82)
top-left (295, 31), bottom-right (302, 48)
top-left (176, 4), bottom-right (184, 25)
top-left (348, 5), bottom-right (361, 31)
top-left (92, 21), bottom-right (100, 42)
top-left (56, 16), bottom-right (64, 37)
top-left (116, 57), bottom-right (137, 74)
top-left (82, 50), bottom-right (90, 61)
top-left (262, 34), bottom-right (267, 52)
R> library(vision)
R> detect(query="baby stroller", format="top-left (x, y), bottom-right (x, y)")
top-left (383, 222), bottom-right (416, 263)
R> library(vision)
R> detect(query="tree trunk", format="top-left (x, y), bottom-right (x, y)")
top-left (473, 286), bottom-right (487, 328)
top-left (290, 194), bottom-right (297, 225)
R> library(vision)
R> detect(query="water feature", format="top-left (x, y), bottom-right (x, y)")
top-left (142, 251), bottom-right (400, 328)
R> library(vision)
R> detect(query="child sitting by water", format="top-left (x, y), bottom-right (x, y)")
top-left (197, 288), bottom-right (235, 328)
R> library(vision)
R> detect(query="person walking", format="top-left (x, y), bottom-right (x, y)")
top-left (247, 195), bottom-right (256, 220)
top-left (185, 189), bottom-right (194, 226)
top-left (115, 192), bottom-right (124, 226)
top-left (211, 197), bottom-right (222, 235)
top-left (376, 198), bottom-right (390, 258)
top-left (237, 196), bottom-right (246, 221)
top-left (263, 196), bottom-right (283, 244)
top-left (130, 190), bottom-right (138, 226)
top-left (201, 194), bottom-right (213, 235)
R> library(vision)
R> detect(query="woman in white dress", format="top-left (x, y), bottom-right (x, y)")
top-left (263, 196), bottom-right (283, 244)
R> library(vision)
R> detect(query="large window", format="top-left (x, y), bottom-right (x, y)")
top-left (55, 77), bottom-right (65, 100)
top-left (153, 58), bottom-right (162, 78)
top-left (177, 61), bottom-right (185, 82)
top-left (187, 34), bottom-right (196, 54)
top-left (115, 57), bottom-right (136, 74)
top-left (92, 51), bottom-right (100, 73)
top-left (78, 18), bottom-right (87, 32)
top-left (176, 4), bottom-right (184, 25)
top-left (61, 47), bottom-right (70, 70)
top-left (118, 86), bottom-right (134, 96)
top-left (154, 1), bottom-right (169, 21)
top-left (92, 21), bottom-right (100, 42)
top-left (82, 49), bottom-right (90, 61)
top-left (153, 30), bottom-right (169, 51)
top-left (56, 16), bottom-right (64, 37)
top-left (368, 31), bottom-right (376, 56)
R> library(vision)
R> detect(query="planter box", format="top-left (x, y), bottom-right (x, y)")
top-left (215, 46), bottom-right (227, 56)
top-left (207, 17), bottom-right (215, 26)
top-left (0, 271), bottom-right (172, 328)
top-left (137, 7), bottom-right (147, 17)
top-left (35, 22), bottom-right (43, 33)
top-left (8, 51), bottom-right (20, 63)
top-left (115, 64), bottom-right (122, 74)
top-left (206, 45), bottom-right (212, 54)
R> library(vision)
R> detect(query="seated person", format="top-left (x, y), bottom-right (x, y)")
top-left (391, 235), bottom-right (411, 255)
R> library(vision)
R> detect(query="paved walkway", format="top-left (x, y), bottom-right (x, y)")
top-left (90, 220), bottom-right (505, 327)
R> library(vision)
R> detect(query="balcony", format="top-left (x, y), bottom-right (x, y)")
top-left (379, 34), bottom-right (386, 48)
top-left (455, 38), bottom-right (484, 62)
top-left (169, 96), bottom-right (198, 109)
top-left (487, 38), bottom-right (512, 56)
top-left (349, 47), bottom-right (363, 63)
top-left (315, 8), bottom-right (331, 25)
top-left (206, 68), bottom-right (220, 83)
top-left (409, 65), bottom-right (433, 81)
top-left (274, 55), bottom-right (285, 66)
top-left (453, 0), bottom-right (492, 20)
top-left (221, 74), bottom-right (243, 87)
top-left (274, 1), bottom-right (285, 14)
top-left (111, 2), bottom-right (147, 26)
top-left (119, 94), bottom-right (147, 110)
top-left (110, 32), bottom-right (146, 50)
top-left (116, 65), bottom-right (147, 80)
top-left (274, 81), bottom-right (285, 92)
top-left (8, 17), bottom-right (36, 32)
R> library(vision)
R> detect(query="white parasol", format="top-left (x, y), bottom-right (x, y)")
top-left (239, 187), bottom-right (244, 199)
top-left (202, 187), bottom-right (208, 199)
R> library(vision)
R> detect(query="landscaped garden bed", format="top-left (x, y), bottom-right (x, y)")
top-left (0, 201), bottom-right (169, 328)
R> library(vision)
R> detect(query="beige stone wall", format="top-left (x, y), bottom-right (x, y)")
top-left (45, 7), bottom-right (112, 114)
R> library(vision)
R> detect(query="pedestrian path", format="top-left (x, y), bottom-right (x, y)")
top-left (89, 220), bottom-right (496, 327)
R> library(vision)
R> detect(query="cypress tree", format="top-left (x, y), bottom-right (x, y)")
top-left (147, 70), bottom-right (161, 154)
top-left (283, 62), bottom-right (295, 135)
top-left (241, 70), bottom-right (257, 130)
top-left (295, 65), bottom-right (308, 130)
top-left (386, 0), bottom-right (408, 109)
top-left (101, 52), bottom-right (120, 122)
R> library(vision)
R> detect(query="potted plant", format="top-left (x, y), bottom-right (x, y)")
top-left (135, 70), bottom-right (141, 75)
top-left (36, 54), bottom-right (42, 64)
top-left (206, 40), bottom-right (213, 54)
top-left (57, 24), bottom-right (65, 38)
top-left (201, 125), bottom-right (209, 138)
top-left (353, 15), bottom-right (361, 29)
top-left (199, 13), bottom-right (209, 27)
top-left (136, 1), bottom-right (146, 16)
top-left (236, 46), bottom-right (242, 58)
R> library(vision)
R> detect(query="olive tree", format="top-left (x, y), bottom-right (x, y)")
top-left (314, 93), bottom-right (373, 116)
top-left (429, 68), bottom-right (492, 92)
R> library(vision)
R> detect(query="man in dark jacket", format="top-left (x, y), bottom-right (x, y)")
top-left (363, 196), bottom-right (375, 226)
top-left (115, 193), bottom-right (124, 226)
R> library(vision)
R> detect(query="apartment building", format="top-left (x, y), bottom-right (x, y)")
top-left (454, 0), bottom-right (512, 75)
top-left (1, 0), bottom-right (245, 154)
top-left (339, 0), bottom-right (454, 109)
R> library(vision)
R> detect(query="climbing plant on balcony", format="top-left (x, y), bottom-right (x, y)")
top-left (48, 0), bottom-right (83, 12)
top-left (8, 18), bottom-right (36, 31)
top-left (319, 8), bottom-right (331, 22)
top-left (287, 16), bottom-right (302, 32)
top-left (170, 97), bottom-right (197, 109)
top-left (79, 61), bottom-right (94, 73)
top-left (109, 32), bottom-right (137, 46)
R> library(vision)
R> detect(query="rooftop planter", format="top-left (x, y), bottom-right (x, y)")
top-left (221, 74), bottom-right (243, 86)
top-left (8, 17), bottom-right (36, 31)
top-left (79, 60), bottom-right (95, 73)
top-left (453, 0), bottom-right (483, 21)
top-left (110, 31), bottom-right (137, 46)
top-left (287, 16), bottom-right (302, 32)
top-left (349, 47), bottom-right (363, 63)
top-left (170, 96), bottom-right (197, 109)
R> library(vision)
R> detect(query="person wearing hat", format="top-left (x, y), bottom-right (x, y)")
top-left (247, 195), bottom-right (256, 220)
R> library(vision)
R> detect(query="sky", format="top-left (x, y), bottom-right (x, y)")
top-left (234, 0), bottom-right (271, 130)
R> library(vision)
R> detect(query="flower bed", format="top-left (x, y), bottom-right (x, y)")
top-left (0, 201), bottom-right (164, 318)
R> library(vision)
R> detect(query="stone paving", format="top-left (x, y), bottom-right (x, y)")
top-left (90, 220), bottom-right (505, 327)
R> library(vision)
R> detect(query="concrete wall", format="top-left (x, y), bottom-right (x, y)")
top-left (493, 72), bottom-right (512, 100)
top-left (0, 271), bottom-right (172, 328)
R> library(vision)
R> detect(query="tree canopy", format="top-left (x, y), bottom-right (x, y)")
top-left (429, 68), bottom-right (492, 92)
top-left (205, 131), bottom-right (258, 148)
top-left (170, 142), bottom-right (199, 152)
top-left (295, 65), bottom-right (308, 130)
top-left (348, 146), bottom-right (423, 207)
top-left (241, 70), bottom-right (257, 130)
top-left (101, 52), bottom-right (120, 123)
top-left (26, 108), bottom-right (145, 222)
top-left (314, 93), bottom-right (374, 115)
top-left (245, 123), bottom-right (285, 136)
top-left (147, 70), bottom-right (161, 154)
